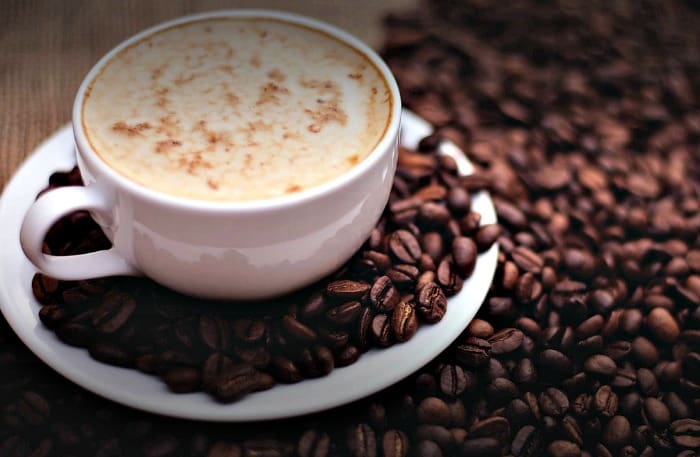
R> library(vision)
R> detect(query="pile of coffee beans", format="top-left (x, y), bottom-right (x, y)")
top-left (2, 0), bottom-right (699, 455)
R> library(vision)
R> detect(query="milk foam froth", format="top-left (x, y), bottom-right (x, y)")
top-left (82, 17), bottom-right (393, 201)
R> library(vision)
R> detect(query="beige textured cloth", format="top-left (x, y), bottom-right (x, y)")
top-left (0, 0), bottom-right (414, 192)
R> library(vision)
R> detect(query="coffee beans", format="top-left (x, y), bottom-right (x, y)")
top-left (646, 307), bottom-right (680, 343)
top-left (583, 354), bottom-right (617, 379)
top-left (416, 282), bottom-right (447, 323)
top-left (455, 337), bottom-right (491, 367)
top-left (670, 419), bottom-right (700, 449)
top-left (369, 276), bottom-right (400, 312)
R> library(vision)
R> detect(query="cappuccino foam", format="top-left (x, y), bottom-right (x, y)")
top-left (82, 17), bottom-right (393, 201)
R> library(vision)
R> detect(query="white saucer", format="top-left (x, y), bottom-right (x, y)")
top-left (0, 110), bottom-right (498, 422)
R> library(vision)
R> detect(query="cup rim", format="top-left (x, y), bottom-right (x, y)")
top-left (72, 9), bottom-right (401, 212)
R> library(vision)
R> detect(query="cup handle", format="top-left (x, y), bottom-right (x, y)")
top-left (20, 186), bottom-right (141, 280)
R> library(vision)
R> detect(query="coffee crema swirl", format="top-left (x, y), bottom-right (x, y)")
top-left (81, 17), bottom-right (393, 201)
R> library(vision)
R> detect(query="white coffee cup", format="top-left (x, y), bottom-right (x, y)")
top-left (20, 10), bottom-right (401, 300)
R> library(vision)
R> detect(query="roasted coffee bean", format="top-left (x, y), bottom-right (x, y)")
top-left (230, 318), bottom-right (266, 343)
top-left (298, 429), bottom-right (330, 457)
top-left (593, 385), bottom-right (618, 417)
top-left (417, 202), bottom-right (450, 228)
top-left (467, 318), bottom-right (495, 338)
top-left (88, 341), bottom-right (132, 367)
top-left (511, 246), bottom-right (544, 274)
top-left (452, 236), bottom-right (477, 277)
top-left (542, 326), bottom-right (575, 352)
top-left (386, 264), bottom-right (420, 289)
top-left (415, 440), bottom-right (442, 457)
top-left (382, 430), bottom-right (408, 457)
top-left (282, 315), bottom-right (317, 342)
top-left (336, 345), bottom-right (361, 367)
top-left (636, 368), bottom-right (658, 396)
top-left (208, 442), bottom-right (242, 457)
top-left (591, 289), bottom-right (617, 314)
top-left (670, 418), bottom-right (700, 449)
top-left (210, 364), bottom-right (261, 403)
top-left (389, 230), bottom-right (422, 264)
top-left (603, 340), bottom-right (631, 361)
top-left (420, 233), bottom-right (443, 264)
top-left (561, 415), bottom-right (583, 446)
top-left (11, 391), bottom-right (50, 427)
top-left (664, 392), bottom-right (691, 419)
top-left (620, 309), bottom-right (643, 336)
top-left (577, 335), bottom-right (603, 355)
top-left (325, 280), bottom-right (371, 300)
top-left (417, 397), bottom-right (451, 426)
top-left (486, 377), bottom-right (519, 407)
top-left (415, 372), bottom-right (437, 397)
top-left (683, 352), bottom-right (700, 382)
top-left (603, 416), bottom-right (632, 450)
top-left (299, 346), bottom-right (334, 378)
top-left (646, 307), bottom-right (680, 343)
top-left (456, 337), bottom-right (491, 367)
top-left (369, 276), bottom-right (401, 312)
top-left (232, 346), bottom-right (270, 369)
top-left (31, 274), bottom-right (59, 304)
top-left (439, 364), bottom-right (468, 397)
top-left (320, 328), bottom-right (350, 349)
top-left (415, 425), bottom-right (454, 450)
top-left (475, 224), bottom-right (501, 252)
top-left (326, 301), bottom-right (362, 326)
top-left (436, 259), bottom-right (463, 295)
top-left (270, 357), bottom-right (303, 384)
top-left (356, 307), bottom-right (373, 348)
top-left (299, 292), bottom-right (326, 321)
top-left (391, 301), bottom-right (418, 342)
top-left (468, 416), bottom-right (510, 442)
top-left (485, 358), bottom-right (508, 381)
top-left (631, 336), bottom-right (660, 367)
top-left (642, 397), bottom-right (671, 430)
top-left (38, 304), bottom-right (67, 329)
top-left (537, 349), bottom-right (572, 378)
top-left (583, 354), bottom-right (617, 379)
top-left (572, 394), bottom-right (592, 418)
top-left (141, 435), bottom-right (179, 457)
top-left (347, 423), bottom-right (376, 457)
top-left (91, 290), bottom-right (136, 334)
top-left (511, 425), bottom-right (541, 457)
top-left (488, 328), bottom-right (523, 355)
top-left (539, 387), bottom-right (569, 418)
top-left (513, 358), bottom-right (537, 387)
top-left (371, 314), bottom-right (392, 347)
top-left (562, 372), bottom-right (588, 395)
top-left (505, 398), bottom-right (533, 429)
top-left (618, 392), bottom-right (642, 417)
top-left (242, 438), bottom-right (293, 457)
top-left (364, 250), bottom-right (392, 272)
top-left (461, 437), bottom-right (501, 457)
top-left (201, 353), bottom-right (235, 391)
top-left (198, 315), bottom-right (231, 351)
top-left (546, 440), bottom-right (580, 457)
top-left (415, 282), bottom-right (447, 323)
top-left (516, 272), bottom-right (541, 304)
top-left (611, 367), bottom-right (637, 390)
top-left (162, 366), bottom-right (200, 393)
